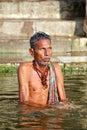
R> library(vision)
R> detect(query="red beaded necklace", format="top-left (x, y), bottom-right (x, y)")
top-left (33, 60), bottom-right (49, 89)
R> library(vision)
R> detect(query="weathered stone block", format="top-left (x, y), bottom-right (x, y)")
top-left (0, 20), bottom-right (33, 39)
top-left (0, 0), bottom-right (85, 19)
top-left (71, 38), bottom-right (87, 56)
top-left (0, 1), bottom-right (60, 19)
top-left (0, 39), bottom-right (31, 63)
top-left (0, 20), bottom-right (76, 39)
top-left (51, 37), bottom-right (72, 55)
top-left (72, 38), bottom-right (80, 52)
top-left (80, 38), bottom-right (87, 51)
top-left (33, 20), bottom-right (76, 36)
top-left (0, 0), bottom-right (85, 37)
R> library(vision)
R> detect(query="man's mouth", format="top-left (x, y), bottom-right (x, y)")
top-left (43, 58), bottom-right (50, 62)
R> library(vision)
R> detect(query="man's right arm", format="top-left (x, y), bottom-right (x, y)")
top-left (18, 64), bottom-right (29, 103)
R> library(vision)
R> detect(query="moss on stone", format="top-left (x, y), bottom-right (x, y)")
top-left (0, 64), bottom-right (18, 73)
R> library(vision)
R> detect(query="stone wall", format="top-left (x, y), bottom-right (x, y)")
top-left (0, 0), bottom-right (87, 63)
top-left (0, 0), bottom-right (86, 38)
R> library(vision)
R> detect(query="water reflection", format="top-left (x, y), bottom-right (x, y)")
top-left (17, 103), bottom-right (68, 130)
top-left (0, 72), bottom-right (87, 130)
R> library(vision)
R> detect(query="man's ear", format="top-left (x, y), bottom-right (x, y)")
top-left (29, 48), bottom-right (34, 56)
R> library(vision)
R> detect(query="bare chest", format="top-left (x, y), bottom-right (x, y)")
top-left (28, 71), bottom-right (49, 97)
top-left (29, 73), bottom-right (49, 90)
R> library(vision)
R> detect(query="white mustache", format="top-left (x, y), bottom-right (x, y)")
top-left (43, 56), bottom-right (50, 59)
top-left (43, 57), bottom-right (50, 61)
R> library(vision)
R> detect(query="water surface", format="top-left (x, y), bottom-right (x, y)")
top-left (0, 72), bottom-right (87, 130)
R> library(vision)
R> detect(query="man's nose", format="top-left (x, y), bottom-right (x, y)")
top-left (44, 49), bottom-right (49, 56)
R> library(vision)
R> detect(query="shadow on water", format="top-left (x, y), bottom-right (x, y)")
top-left (0, 72), bottom-right (87, 130)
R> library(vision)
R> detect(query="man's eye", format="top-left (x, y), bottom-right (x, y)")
top-left (48, 47), bottom-right (52, 50)
top-left (40, 48), bottom-right (44, 51)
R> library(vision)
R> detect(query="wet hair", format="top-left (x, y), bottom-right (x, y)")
top-left (30, 31), bottom-right (51, 49)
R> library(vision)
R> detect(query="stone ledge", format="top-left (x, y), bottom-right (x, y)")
top-left (0, 37), bottom-right (87, 63)
top-left (0, 0), bottom-right (85, 19)
top-left (57, 56), bottom-right (87, 64)
top-left (0, 37), bottom-right (86, 52)
top-left (0, 20), bottom-right (76, 38)
top-left (0, 1), bottom-right (60, 19)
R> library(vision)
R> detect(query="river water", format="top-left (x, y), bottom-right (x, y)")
top-left (0, 71), bottom-right (87, 130)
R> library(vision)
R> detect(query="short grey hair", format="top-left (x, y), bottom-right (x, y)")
top-left (30, 31), bottom-right (51, 49)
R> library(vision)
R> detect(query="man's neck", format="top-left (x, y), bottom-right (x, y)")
top-left (33, 60), bottom-right (49, 89)
top-left (34, 60), bottom-right (48, 73)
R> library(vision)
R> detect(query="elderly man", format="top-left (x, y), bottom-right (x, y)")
top-left (18, 31), bottom-right (67, 106)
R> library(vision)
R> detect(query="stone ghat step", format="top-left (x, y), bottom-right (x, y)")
top-left (0, 19), bottom-right (79, 38)
top-left (0, 0), bottom-right (85, 19)
top-left (0, 37), bottom-right (87, 53)
top-left (0, 1), bottom-right (61, 19)
top-left (0, 37), bottom-right (87, 63)
top-left (57, 56), bottom-right (87, 64)
top-left (0, 19), bottom-right (84, 38)
top-left (0, 0), bottom-right (85, 38)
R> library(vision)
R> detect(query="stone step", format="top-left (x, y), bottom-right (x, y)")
top-left (0, 0), bottom-right (85, 19)
top-left (0, 0), bottom-right (86, 64)
top-left (0, 0), bottom-right (85, 38)
top-left (0, 19), bottom-right (78, 38)
top-left (57, 56), bottom-right (87, 64)
top-left (0, 37), bottom-right (87, 63)
top-left (0, 1), bottom-right (61, 19)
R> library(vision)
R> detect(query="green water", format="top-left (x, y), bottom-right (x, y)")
top-left (0, 72), bottom-right (87, 130)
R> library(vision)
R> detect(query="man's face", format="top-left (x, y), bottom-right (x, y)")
top-left (33, 39), bottom-right (52, 66)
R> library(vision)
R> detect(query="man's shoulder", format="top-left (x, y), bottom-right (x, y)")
top-left (18, 62), bottom-right (32, 71)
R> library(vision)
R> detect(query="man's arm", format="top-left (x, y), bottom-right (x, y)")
top-left (18, 64), bottom-right (29, 103)
top-left (55, 63), bottom-right (67, 102)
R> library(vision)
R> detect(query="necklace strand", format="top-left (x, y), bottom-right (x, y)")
top-left (33, 60), bottom-right (49, 89)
